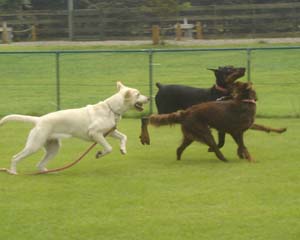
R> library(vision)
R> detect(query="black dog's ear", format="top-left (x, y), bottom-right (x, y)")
top-left (221, 65), bottom-right (234, 69)
top-left (207, 68), bottom-right (217, 72)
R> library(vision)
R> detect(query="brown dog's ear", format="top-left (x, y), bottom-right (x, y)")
top-left (246, 82), bottom-right (253, 89)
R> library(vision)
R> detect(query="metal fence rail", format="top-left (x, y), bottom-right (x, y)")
top-left (0, 46), bottom-right (299, 118)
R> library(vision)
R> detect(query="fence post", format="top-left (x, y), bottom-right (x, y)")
top-left (68, 0), bottom-right (74, 40)
top-left (2, 22), bottom-right (9, 44)
top-left (31, 25), bottom-right (37, 41)
top-left (55, 52), bottom-right (61, 110)
top-left (148, 50), bottom-right (154, 114)
top-left (195, 21), bottom-right (203, 39)
top-left (152, 25), bottom-right (160, 45)
top-left (247, 48), bottom-right (251, 82)
top-left (175, 23), bottom-right (182, 41)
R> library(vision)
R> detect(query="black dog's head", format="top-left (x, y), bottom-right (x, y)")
top-left (208, 66), bottom-right (246, 88)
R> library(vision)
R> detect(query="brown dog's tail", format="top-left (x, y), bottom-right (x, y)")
top-left (149, 111), bottom-right (185, 127)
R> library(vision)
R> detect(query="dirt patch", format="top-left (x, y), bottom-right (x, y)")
top-left (2, 37), bottom-right (300, 47)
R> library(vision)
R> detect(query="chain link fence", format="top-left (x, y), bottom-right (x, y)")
top-left (0, 47), bottom-right (299, 118)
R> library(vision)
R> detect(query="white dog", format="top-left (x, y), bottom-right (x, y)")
top-left (0, 82), bottom-right (149, 175)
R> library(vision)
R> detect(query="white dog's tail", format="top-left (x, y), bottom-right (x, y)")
top-left (0, 114), bottom-right (39, 126)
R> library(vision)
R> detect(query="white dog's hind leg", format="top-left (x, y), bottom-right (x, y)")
top-left (10, 149), bottom-right (35, 175)
top-left (10, 128), bottom-right (46, 174)
top-left (92, 134), bottom-right (113, 158)
top-left (37, 139), bottom-right (61, 172)
top-left (109, 130), bottom-right (127, 155)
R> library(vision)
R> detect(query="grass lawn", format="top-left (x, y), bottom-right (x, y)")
top-left (0, 42), bottom-right (299, 239)
top-left (0, 118), bottom-right (299, 240)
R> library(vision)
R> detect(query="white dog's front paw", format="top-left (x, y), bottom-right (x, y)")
top-left (95, 147), bottom-right (112, 159)
top-left (7, 169), bottom-right (18, 175)
top-left (95, 151), bottom-right (102, 159)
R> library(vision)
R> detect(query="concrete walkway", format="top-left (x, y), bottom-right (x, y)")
top-left (2, 38), bottom-right (300, 47)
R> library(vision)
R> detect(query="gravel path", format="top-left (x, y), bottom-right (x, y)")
top-left (3, 37), bottom-right (300, 47)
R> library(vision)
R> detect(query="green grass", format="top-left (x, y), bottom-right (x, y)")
top-left (0, 118), bottom-right (299, 240)
top-left (0, 42), bottom-right (299, 239)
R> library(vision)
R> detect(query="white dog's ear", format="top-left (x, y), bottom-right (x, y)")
top-left (124, 90), bottom-right (132, 102)
top-left (117, 81), bottom-right (124, 90)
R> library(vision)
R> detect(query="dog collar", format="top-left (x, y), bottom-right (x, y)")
top-left (106, 102), bottom-right (122, 116)
top-left (216, 96), bottom-right (229, 101)
top-left (242, 99), bottom-right (256, 104)
top-left (214, 84), bottom-right (228, 93)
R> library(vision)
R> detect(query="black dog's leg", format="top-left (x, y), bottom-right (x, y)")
top-left (217, 131), bottom-right (226, 148)
top-left (208, 131), bottom-right (225, 152)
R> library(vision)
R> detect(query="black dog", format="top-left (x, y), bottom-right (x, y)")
top-left (155, 66), bottom-right (244, 114)
top-left (140, 66), bottom-right (245, 145)
top-left (140, 66), bottom-right (286, 145)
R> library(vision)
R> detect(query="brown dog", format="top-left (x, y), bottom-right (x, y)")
top-left (148, 81), bottom-right (257, 162)
top-left (140, 67), bottom-right (286, 146)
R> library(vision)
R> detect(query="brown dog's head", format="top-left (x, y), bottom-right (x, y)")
top-left (208, 66), bottom-right (246, 88)
top-left (231, 81), bottom-right (257, 101)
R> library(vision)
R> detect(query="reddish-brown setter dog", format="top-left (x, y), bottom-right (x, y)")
top-left (140, 66), bottom-right (286, 146)
top-left (148, 81), bottom-right (258, 162)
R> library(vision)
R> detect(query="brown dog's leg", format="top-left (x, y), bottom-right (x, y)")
top-left (177, 136), bottom-right (193, 160)
top-left (195, 128), bottom-right (228, 162)
top-left (231, 132), bottom-right (255, 162)
top-left (241, 148), bottom-right (253, 162)
top-left (184, 122), bottom-right (227, 162)
top-left (139, 116), bottom-right (150, 145)
top-left (250, 123), bottom-right (287, 134)
top-left (204, 135), bottom-right (228, 162)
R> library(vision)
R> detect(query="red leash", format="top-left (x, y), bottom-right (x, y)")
top-left (0, 126), bottom-right (116, 176)
top-left (27, 142), bottom-right (98, 175)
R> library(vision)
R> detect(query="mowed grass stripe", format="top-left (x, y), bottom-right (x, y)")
top-left (0, 118), bottom-right (299, 240)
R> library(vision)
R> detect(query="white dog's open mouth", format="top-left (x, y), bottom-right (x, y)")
top-left (134, 102), bottom-right (144, 111)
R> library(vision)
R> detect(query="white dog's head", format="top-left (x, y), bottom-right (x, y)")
top-left (116, 81), bottom-right (149, 112)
